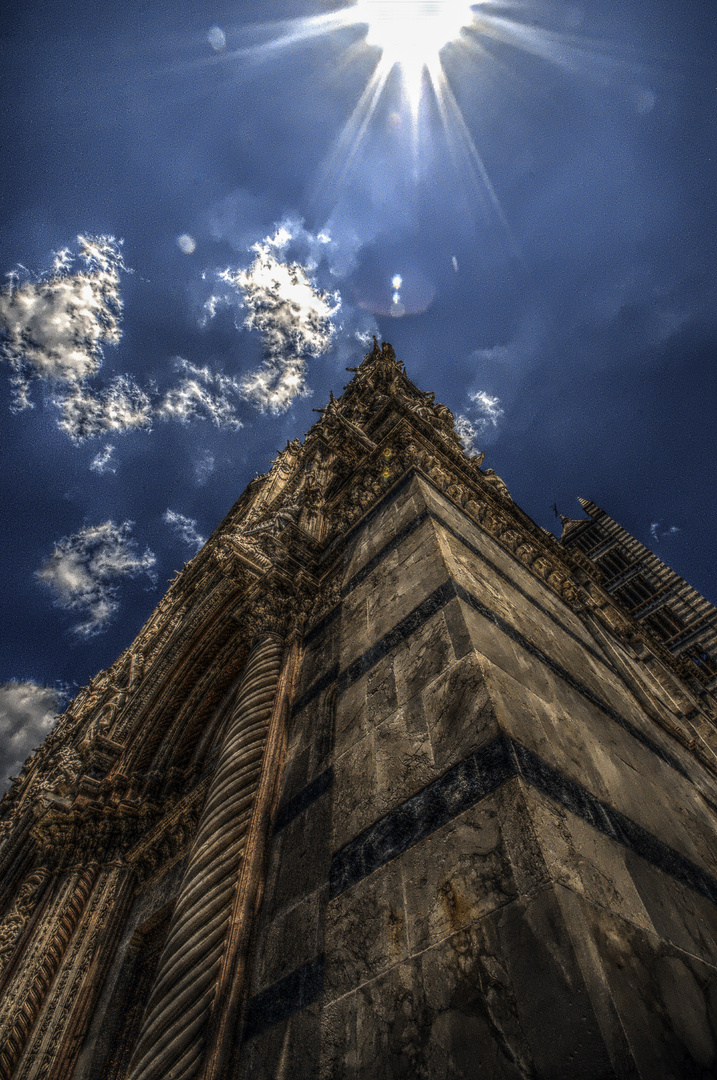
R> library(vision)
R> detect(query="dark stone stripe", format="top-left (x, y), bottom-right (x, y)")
top-left (454, 583), bottom-right (687, 778)
top-left (342, 508), bottom-right (431, 597)
top-left (329, 735), bottom-right (516, 897)
top-left (512, 743), bottom-right (717, 903)
top-left (329, 737), bottom-right (717, 905)
top-left (304, 602), bottom-right (341, 646)
top-left (338, 580), bottom-right (457, 691)
top-left (292, 664), bottom-right (339, 717)
top-left (334, 574), bottom-right (685, 780)
top-left (243, 955), bottom-right (324, 1042)
top-left (274, 768), bottom-right (334, 834)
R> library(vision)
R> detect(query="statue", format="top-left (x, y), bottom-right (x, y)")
top-left (79, 649), bottom-right (144, 754)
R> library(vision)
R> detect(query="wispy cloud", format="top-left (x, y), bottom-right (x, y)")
top-left (454, 414), bottom-right (481, 456)
top-left (35, 520), bottom-right (156, 636)
top-left (470, 390), bottom-right (505, 431)
top-left (206, 222), bottom-right (340, 412)
top-left (649, 522), bottom-right (680, 543)
top-left (0, 681), bottom-right (64, 792)
top-left (89, 443), bottom-right (117, 474)
top-left (193, 449), bottom-right (216, 485)
top-left (0, 235), bottom-right (125, 409)
top-left (163, 510), bottom-right (206, 553)
top-left (54, 374), bottom-right (153, 443)
top-left (158, 359), bottom-right (244, 429)
top-left (455, 389), bottom-right (505, 454)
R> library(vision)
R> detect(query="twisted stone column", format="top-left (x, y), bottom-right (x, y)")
top-left (125, 633), bottom-right (285, 1080)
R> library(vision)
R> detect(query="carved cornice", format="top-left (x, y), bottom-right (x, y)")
top-left (124, 780), bottom-right (209, 886)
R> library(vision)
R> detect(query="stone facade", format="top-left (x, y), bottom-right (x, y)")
top-left (0, 339), bottom-right (716, 1079)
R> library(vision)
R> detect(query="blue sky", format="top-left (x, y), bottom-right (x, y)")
top-left (0, 0), bottom-right (715, 783)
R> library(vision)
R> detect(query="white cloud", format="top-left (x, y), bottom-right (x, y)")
top-left (456, 390), bottom-right (505, 455)
top-left (649, 522), bottom-right (680, 544)
top-left (158, 358), bottom-right (244, 429)
top-left (35, 520), bottom-right (156, 637)
top-left (470, 390), bottom-right (505, 430)
top-left (163, 510), bottom-right (206, 553)
top-left (193, 449), bottom-right (216, 485)
top-left (206, 222), bottom-right (340, 413)
top-left (0, 681), bottom-right (63, 792)
top-left (90, 443), bottom-right (117, 474)
top-left (207, 25), bottom-right (226, 51)
top-left (53, 374), bottom-right (153, 443)
top-left (0, 235), bottom-right (125, 409)
top-left (454, 414), bottom-right (481, 456)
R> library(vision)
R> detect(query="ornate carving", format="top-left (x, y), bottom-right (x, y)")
top-left (0, 868), bottom-right (49, 976)
top-left (242, 575), bottom-right (313, 643)
top-left (482, 468), bottom-right (512, 500)
top-left (306, 571), bottom-right (342, 629)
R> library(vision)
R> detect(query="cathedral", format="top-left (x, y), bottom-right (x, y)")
top-left (1, 339), bottom-right (716, 1080)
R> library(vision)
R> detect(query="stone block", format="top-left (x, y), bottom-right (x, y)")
top-left (556, 885), bottom-right (717, 1080)
top-left (299, 619), bottom-right (339, 697)
top-left (324, 860), bottom-right (407, 999)
top-left (334, 676), bottom-right (369, 755)
top-left (524, 786), bottom-right (655, 936)
top-left (366, 654), bottom-right (398, 725)
top-left (339, 588), bottom-right (370, 670)
top-left (320, 992), bottom-right (359, 1079)
top-left (332, 729), bottom-right (378, 850)
top-left (625, 850), bottom-right (717, 965)
top-left (349, 880), bottom-right (616, 1080)
top-left (238, 1002), bottom-right (322, 1080)
top-left (400, 784), bottom-right (525, 953)
top-left (286, 685), bottom-right (337, 794)
top-left (268, 793), bottom-right (333, 917)
top-left (354, 954), bottom-right (430, 1080)
top-left (421, 651), bottom-right (497, 772)
top-left (393, 609), bottom-right (455, 707)
top-left (374, 702), bottom-right (435, 816)
top-left (344, 476), bottom-right (423, 581)
top-left (255, 888), bottom-right (326, 993)
top-left (279, 745), bottom-right (313, 806)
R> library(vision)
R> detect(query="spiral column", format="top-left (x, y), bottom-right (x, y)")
top-left (125, 633), bottom-right (285, 1080)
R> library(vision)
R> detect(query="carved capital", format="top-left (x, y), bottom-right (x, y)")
top-left (242, 573), bottom-right (313, 644)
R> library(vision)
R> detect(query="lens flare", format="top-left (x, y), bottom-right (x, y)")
top-left (355, 0), bottom-right (474, 69)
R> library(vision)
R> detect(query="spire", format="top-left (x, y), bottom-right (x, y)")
top-left (559, 514), bottom-right (586, 541)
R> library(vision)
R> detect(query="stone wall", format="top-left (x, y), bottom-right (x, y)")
top-left (239, 471), bottom-right (717, 1079)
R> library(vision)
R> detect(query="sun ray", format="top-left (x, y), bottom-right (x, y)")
top-left (425, 55), bottom-right (520, 254)
top-left (189, 1), bottom-right (641, 243)
top-left (313, 53), bottom-right (394, 212)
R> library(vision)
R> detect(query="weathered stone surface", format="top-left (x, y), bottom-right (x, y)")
top-left (265, 788), bottom-right (333, 918)
top-left (400, 782), bottom-right (534, 953)
top-left (253, 887), bottom-right (327, 993)
top-left (556, 885), bottom-right (717, 1079)
top-left (324, 860), bottom-right (407, 999)
top-left (420, 651), bottom-right (497, 771)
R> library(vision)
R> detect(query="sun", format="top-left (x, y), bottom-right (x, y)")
top-left (352, 0), bottom-right (476, 73)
